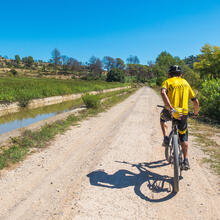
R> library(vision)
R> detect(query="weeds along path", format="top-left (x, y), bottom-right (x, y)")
top-left (0, 87), bottom-right (220, 219)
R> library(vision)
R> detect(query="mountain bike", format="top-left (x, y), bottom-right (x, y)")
top-left (157, 105), bottom-right (193, 193)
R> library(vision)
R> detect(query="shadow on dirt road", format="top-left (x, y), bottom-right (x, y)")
top-left (87, 160), bottom-right (177, 203)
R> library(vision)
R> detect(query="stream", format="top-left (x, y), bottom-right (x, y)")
top-left (0, 99), bottom-right (82, 135)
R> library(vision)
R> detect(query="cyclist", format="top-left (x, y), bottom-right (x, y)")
top-left (160, 65), bottom-right (199, 170)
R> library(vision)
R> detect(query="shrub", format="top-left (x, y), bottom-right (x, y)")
top-left (82, 94), bottom-right (101, 109)
top-left (149, 78), bottom-right (157, 87)
top-left (107, 68), bottom-right (125, 83)
top-left (156, 75), bottom-right (166, 86)
top-left (199, 78), bottom-right (220, 122)
top-left (10, 69), bottom-right (18, 76)
top-left (124, 76), bottom-right (136, 83)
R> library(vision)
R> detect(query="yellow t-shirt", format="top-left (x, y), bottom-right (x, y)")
top-left (161, 77), bottom-right (196, 115)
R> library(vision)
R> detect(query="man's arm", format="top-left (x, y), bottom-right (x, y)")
top-left (192, 98), bottom-right (199, 116)
top-left (161, 88), bottom-right (173, 109)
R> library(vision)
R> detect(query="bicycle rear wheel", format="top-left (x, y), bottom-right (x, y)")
top-left (172, 134), bottom-right (180, 193)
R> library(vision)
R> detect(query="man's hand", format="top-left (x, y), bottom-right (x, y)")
top-left (191, 113), bottom-right (199, 119)
top-left (192, 98), bottom-right (199, 117)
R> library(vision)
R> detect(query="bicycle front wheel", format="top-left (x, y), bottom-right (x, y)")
top-left (172, 134), bottom-right (180, 193)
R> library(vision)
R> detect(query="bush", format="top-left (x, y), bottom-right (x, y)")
top-left (10, 69), bottom-right (18, 76)
top-left (149, 78), bottom-right (157, 87)
top-left (156, 75), bottom-right (166, 86)
top-left (82, 94), bottom-right (101, 109)
top-left (199, 79), bottom-right (220, 122)
top-left (124, 76), bottom-right (136, 83)
top-left (107, 68), bottom-right (125, 83)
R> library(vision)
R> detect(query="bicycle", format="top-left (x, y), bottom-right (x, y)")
top-left (157, 105), bottom-right (194, 193)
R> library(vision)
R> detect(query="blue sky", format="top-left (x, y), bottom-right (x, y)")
top-left (1, 0), bottom-right (220, 63)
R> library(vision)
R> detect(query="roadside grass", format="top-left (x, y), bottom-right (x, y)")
top-left (0, 76), bottom-right (128, 105)
top-left (189, 119), bottom-right (220, 175)
top-left (0, 87), bottom-right (137, 170)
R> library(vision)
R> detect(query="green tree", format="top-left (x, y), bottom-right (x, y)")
top-left (107, 68), bottom-right (125, 82)
top-left (184, 55), bottom-right (199, 69)
top-left (102, 56), bottom-right (115, 71)
top-left (199, 78), bottom-right (220, 122)
top-left (181, 65), bottom-right (200, 88)
top-left (15, 55), bottom-right (21, 64)
top-left (89, 56), bottom-right (103, 78)
top-left (194, 44), bottom-right (220, 79)
top-left (126, 55), bottom-right (140, 64)
top-left (115, 58), bottom-right (125, 70)
top-left (22, 56), bottom-right (34, 67)
top-left (153, 51), bottom-right (177, 85)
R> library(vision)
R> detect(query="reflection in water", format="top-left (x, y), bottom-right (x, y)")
top-left (0, 99), bottom-right (82, 135)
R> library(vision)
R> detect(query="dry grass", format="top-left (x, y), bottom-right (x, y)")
top-left (189, 119), bottom-right (220, 175)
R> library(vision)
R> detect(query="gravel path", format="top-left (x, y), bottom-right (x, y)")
top-left (0, 87), bottom-right (219, 220)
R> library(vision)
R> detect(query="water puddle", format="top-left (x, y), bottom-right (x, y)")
top-left (0, 99), bottom-right (82, 135)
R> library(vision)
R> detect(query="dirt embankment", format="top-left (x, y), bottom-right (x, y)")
top-left (0, 87), bottom-right (219, 220)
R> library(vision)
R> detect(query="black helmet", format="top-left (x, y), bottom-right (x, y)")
top-left (168, 65), bottom-right (182, 76)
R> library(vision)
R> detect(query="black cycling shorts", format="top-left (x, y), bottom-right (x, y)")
top-left (160, 109), bottom-right (188, 143)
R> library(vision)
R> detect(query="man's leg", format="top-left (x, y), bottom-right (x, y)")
top-left (179, 117), bottom-right (190, 170)
top-left (160, 121), bottom-right (168, 137)
top-left (160, 109), bottom-right (171, 146)
top-left (181, 141), bottom-right (188, 159)
top-left (181, 141), bottom-right (190, 170)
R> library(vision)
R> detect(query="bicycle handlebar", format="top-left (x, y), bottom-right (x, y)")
top-left (157, 105), bottom-right (195, 117)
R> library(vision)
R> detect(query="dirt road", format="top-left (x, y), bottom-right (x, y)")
top-left (0, 87), bottom-right (220, 220)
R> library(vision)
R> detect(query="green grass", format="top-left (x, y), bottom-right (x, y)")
top-left (82, 94), bottom-right (101, 109)
top-left (0, 88), bottom-right (137, 169)
top-left (0, 76), bottom-right (128, 105)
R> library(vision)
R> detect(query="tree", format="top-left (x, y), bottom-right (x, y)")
top-left (194, 44), bottom-right (220, 79)
top-left (184, 55), bottom-right (199, 69)
top-left (126, 55), bottom-right (140, 64)
top-left (126, 64), bottom-right (152, 82)
top-left (15, 55), bottom-right (21, 64)
top-left (181, 64), bottom-right (200, 88)
top-left (153, 51), bottom-right (177, 85)
top-left (107, 68), bottom-right (125, 82)
top-left (67, 57), bottom-right (81, 72)
top-left (89, 56), bottom-right (103, 77)
top-left (22, 56), bottom-right (34, 67)
top-left (102, 56), bottom-right (115, 71)
top-left (51, 48), bottom-right (61, 74)
top-left (115, 58), bottom-right (125, 70)
top-left (126, 64), bottom-right (138, 77)
top-left (136, 65), bottom-right (152, 82)
top-left (61, 55), bottom-right (69, 71)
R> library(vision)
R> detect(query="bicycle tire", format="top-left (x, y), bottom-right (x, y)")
top-left (172, 134), bottom-right (179, 193)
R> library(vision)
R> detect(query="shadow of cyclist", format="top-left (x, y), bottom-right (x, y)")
top-left (87, 160), bottom-right (177, 203)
